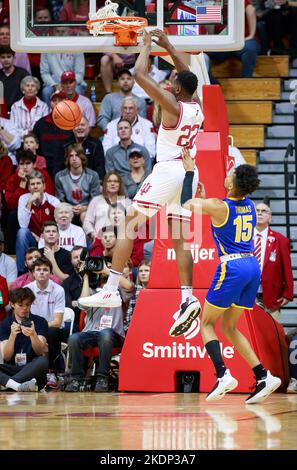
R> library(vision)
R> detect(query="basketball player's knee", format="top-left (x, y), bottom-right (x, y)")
top-left (220, 321), bottom-right (236, 338)
top-left (201, 316), bottom-right (213, 330)
top-left (100, 55), bottom-right (110, 66)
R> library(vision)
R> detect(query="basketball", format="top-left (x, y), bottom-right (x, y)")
top-left (52, 100), bottom-right (83, 130)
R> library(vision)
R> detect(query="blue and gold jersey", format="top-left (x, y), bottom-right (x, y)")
top-left (211, 197), bottom-right (256, 257)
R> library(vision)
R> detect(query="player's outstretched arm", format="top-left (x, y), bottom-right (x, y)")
top-left (151, 29), bottom-right (190, 73)
top-left (181, 148), bottom-right (227, 225)
top-left (134, 29), bottom-right (179, 115)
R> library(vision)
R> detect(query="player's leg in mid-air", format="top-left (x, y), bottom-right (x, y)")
top-left (201, 259), bottom-right (281, 404)
top-left (168, 216), bottom-right (201, 337)
top-left (79, 161), bottom-right (200, 335)
top-left (78, 206), bottom-right (148, 307)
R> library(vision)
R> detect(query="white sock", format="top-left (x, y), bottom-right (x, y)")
top-left (181, 286), bottom-right (193, 304)
top-left (6, 379), bottom-right (20, 391)
top-left (105, 269), bottom-right (122, 292)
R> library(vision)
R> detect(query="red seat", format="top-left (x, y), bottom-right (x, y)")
top-left (79, 311), bottom-right (122, 364)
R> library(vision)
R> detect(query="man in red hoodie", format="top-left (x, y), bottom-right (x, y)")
top-left (4, 149), bottom-right (54, 255)
top-left (16, 171), bottom-right (60, 274)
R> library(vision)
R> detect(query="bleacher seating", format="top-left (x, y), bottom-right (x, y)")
top-left (212, 55), bottom-right (289, 78)
top-left (88, 55), bottom-right (290, 165)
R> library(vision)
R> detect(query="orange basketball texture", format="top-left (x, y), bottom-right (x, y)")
top-left (52, 100), bottom-right (83, 130)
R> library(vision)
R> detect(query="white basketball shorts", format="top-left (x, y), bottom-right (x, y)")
top-left (132, 160), bottom-right (199, 222)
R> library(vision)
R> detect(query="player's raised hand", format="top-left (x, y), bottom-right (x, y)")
top-left (197, 182), bottom-right (206, 199)
top-left (151, 29), bottom-right (172, 50)
top-left (182, 147), bottom-right (195, 172)
top-left (142, 29), bottom-right (152, 47)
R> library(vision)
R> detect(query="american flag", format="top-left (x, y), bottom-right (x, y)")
top-left (196, 6), bottom-right (222, 23)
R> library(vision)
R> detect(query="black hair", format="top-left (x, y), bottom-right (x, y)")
top-left (16, 149), bottom-right (36, 164)
top-left (117, 68), bottom-right (132, 79)
top-left (32, 257), bottom-right (53, 273)
top-left (102, 225), bottom-right (117, 235)
top-left (9, 287), bottom-right (35, 304)
top-left (42, 220), bottom-right (59, 232)
top-left (25, 247), bottom-right (41, 257)
top-left (176, 70), bottom-right (198, 96)
top-left (0, 45), bottom-right (15, 56)
top-left (234, 164), bottom-right (260, 197)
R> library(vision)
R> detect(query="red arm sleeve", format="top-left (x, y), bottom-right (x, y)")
top-left (4, 174), bottom-right (28, 210)
top-left (0, 156), bottom-right (13, 191)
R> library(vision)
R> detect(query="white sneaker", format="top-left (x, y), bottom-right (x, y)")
top-left (245, 371), bottom-right (281, 404)
top-left (78, 288), bottom-right (122, 308)
top-left (206, 409), bottom-right (238, 434)
top-left (245, 404), bottom-right (282, 433)
top-left (206, 369), bottom-right (238, 401)
top-left (286, 377), bottom-right (297, 394)
top-left (169, 296), bottom-right (201, 337)
top-left (18, 378), bottom-right (38, 392)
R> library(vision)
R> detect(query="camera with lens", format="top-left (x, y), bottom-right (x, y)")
top-left (21, 318), bottom-right (32, 327)
top-left (83, 256), bottom-right (105, 274)
top-left (80, 256), bottom-right (106, 290)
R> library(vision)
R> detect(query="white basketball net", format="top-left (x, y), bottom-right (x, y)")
top-left (88, 0), bottom-right (144, 36)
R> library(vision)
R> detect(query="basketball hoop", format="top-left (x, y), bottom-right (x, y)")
top-left (87, 0), bottom-right (148, 47)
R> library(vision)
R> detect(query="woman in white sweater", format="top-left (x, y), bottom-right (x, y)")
top-left (83, 171), bottom-right (131, 243)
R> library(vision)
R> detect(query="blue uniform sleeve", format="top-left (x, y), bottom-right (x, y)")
top-left (181, 171), bottom-right (194, 206)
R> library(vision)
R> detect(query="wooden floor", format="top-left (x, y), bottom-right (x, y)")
top-left (0, 392), bottom-right (296, 450)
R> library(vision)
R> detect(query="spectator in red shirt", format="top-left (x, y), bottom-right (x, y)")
top-left (10, 247), bottom-right (61, 290)
top-left (16, 171), bottom-right (60, 274)
top-left (59, 0), bottom-right (89, 21)
top-left (0, 273), bottom-right (9, 322)
top-left (5, 149), bottom-right (54, 211)
top-left (90, 204), bottom-right (149, 268)
top-left (0, 140), bottom-right (13, 192)
top-left (23, 132), bottom-right (47, 170)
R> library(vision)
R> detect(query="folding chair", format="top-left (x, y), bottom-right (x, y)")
top-left (61, 307), bottom-right (75, 373)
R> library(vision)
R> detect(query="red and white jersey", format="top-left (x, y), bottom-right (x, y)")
top-left (156, 101), bottom-right (204, 163)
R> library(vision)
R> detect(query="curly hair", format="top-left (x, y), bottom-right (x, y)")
top-left (176, 70), bottom-right (198, 96)
top-left (9, 287), bottom-right (35, 304)
top-left (234, 164), bottom-right (260, 197)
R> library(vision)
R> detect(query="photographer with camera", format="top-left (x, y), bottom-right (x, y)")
top-left (64, 256), bottom-right (133, 393)
top-left (62, 245), bottom-right (101, 330)
top-left (0, 287), bottom-right (49, 391)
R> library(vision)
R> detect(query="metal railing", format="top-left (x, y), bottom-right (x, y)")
top-left (284, 143), bottom-right (294, 242)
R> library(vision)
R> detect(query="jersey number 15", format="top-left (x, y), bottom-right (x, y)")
top-left (233, 215), bottom-right (253, 243)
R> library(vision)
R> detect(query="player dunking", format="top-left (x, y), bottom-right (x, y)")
top-left (79, 30), bottom-right (203, 332)
top-left (179, 148), bottom-right (281, 404)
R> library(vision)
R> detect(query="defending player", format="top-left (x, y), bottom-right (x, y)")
top-left (179, 148), bottom-right (281, 404)
top-left (79, 30), bottom-right (204, 334)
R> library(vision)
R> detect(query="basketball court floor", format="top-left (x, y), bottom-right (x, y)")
top-left (0, 391), bottom-right (296, 450)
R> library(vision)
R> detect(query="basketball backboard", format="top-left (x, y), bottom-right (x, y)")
top-left (10, 0), bottom-right (244, 53)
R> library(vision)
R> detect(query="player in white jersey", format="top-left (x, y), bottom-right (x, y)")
top-left (79, 29), bottom-right (204, 334)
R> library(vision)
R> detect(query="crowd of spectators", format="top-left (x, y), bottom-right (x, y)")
top-left (0, 0), bottom-right (295, 394)
top-left (0, 0), bottom-right (159, 392)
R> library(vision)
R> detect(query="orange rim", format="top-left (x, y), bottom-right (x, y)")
top-left (87, 16), bottom-right (148, 33)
